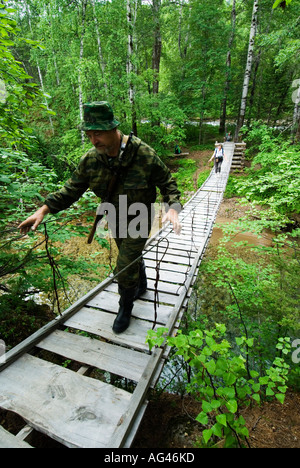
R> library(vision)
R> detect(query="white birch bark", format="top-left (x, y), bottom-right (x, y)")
top-left (78, 0), bottom-right (88, 145)
top-left (220, 0), bottom-right (236, 134)
top-left (292, 81), bottom-right (300, 142)
top-left (235, 0), bottom-right (259, 140)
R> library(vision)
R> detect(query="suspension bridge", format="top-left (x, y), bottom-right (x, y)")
top-left (0, 142), bottom-right (235, 448)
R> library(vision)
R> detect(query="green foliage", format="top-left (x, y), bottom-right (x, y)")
top-left (0, 2), bottom-right (48, 148)
top-left (230, 124), bottom-right (300, 228)
top-left (242, 149), bottom-right (300, 215)
top-left (147, 324), bottom-right (291, 448)
top-left (0, 148), bottom-right (58, 227)
top-left (200, 246), bottom-right (300, 345)
top-left (197, 169), bottom-right (211, 189)
top-left (172, 159), bottom-right (197, 200)
top-left (0, 147), bottom-right (109, 347)
top-left (273, 0), bottom-right (293, 9)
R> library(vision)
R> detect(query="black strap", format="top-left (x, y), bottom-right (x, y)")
top-left (87, 132), bottom-right (140, 243)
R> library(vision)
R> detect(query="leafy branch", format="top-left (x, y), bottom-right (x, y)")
top-left (147, 324), bottom-right (291, 448)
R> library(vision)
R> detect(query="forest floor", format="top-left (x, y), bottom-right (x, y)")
top-left (132, 390), bottom-right (300, 448)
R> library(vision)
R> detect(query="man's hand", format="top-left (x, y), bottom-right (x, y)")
top-left (18, 205), bottom-right (50, 235)
top-left (162, 208), bottom-right (182, 235)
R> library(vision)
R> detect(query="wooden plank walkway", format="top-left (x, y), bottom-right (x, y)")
top-left (0, 142), bottom-right (235, 448)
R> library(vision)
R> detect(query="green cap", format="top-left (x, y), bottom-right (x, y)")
top-left (79, 101), bottom-right (120, 131)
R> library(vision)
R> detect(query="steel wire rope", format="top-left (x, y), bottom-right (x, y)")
top-left (1, 165), bottom-right (230, 325)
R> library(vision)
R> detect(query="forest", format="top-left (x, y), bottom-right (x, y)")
top-left (0, 0), bottom-right (300, 448)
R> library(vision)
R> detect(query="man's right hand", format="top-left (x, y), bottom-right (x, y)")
top-left (18, 205), bottom-right (50, 234)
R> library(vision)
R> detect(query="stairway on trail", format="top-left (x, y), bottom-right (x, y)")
top-left (0, 143), bottom-right (235, 448)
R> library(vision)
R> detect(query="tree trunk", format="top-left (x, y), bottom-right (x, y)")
top-left (152, 0), bottom-right (161, 127)
top-left (90, 0), bottom-right (108, 97)
top-left (126, 0), bottom-right (138, 135)
top-left (152, 0), bottom-right (161, 95)
top-left (178, 2), bottom-right (190, 60)
top-left (291, 80), bottom-right (300, 143)
top-left (247, 52), bottom-right (261, 125)
top-left (26, 1), bottom-right (54, 134)
top-left (45, 1), bottom-right (60, 87)
top-left (78, 0), bottom-right (88, 145)
top-left (235, 0), bottom-right (259, 141)
top-left (219, 0), bottom-right (236, 135)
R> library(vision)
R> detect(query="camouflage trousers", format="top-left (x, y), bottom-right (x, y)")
top-left (113, 211), bottom-right (153, 289)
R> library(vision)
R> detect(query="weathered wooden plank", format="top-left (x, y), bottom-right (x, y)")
top-left (143, 248), bottom-right (194, 265)
top-left (144, 258), bottom-right (190, 274)
top-left (165, 233), bottom-right (207, 244)
top-left (146, 266), bottom-right (187, 284)
top-left (64, 307), bottom-right (158, 352)
top-left (0, 354), bottom-right (131, 448)
top-left (108, 213), bottom-right (212, 448)
top-left (148, 238), bottom-right (200, 252)
top-left (105, 278), bottom-right (183, 298)
top-left (37, 329), bottom-right (151, 382)
top-left (0, 426), bottom-right (32, 448)
top-left (86, 290), bottom-right (172, 319)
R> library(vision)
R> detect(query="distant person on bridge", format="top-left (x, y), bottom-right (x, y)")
top-left (209, 143), bottom-right (226, 174)
top-left (19, 101), bottom-right (182, 334)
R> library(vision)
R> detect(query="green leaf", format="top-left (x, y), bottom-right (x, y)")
top-left (272, 0), bottom-right (283, 8)
top-left (206, 359), bottom-right (216, 374)
top-left (226, 399), bottom-right (238, 413)
top-left (212, 422), bottom-right (223, 438)
top-left (278, 385), bottom-right (287, 393)
top-left (275, 393), bottom-right (285, 404)
top-left (259, 376), bottom-right (269, 385)
top-left (202, 400), bottom-right (212, 413)
top-left (202, 428), bottom-right (213, 445)
top-left (211, 399), bottom-right (221, 409)
top-left (216, 414), bottom-right (227, 427)
top-left (224, 372), bottom-right (237, 386)
top-left (196, 411), bottom-right (208, 425)
top-left (238, 426), bottom-right (249, 437)
top-left (252, 383), bottom-right (260, 393)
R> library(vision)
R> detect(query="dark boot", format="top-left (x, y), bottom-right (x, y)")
top-left (134, 259), bottom-right (147, 300)
top-left (113, 285), bottom-right (137, 334)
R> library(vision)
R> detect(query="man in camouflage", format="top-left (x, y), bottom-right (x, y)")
top-left (19, 101), bottom-right (182, 334)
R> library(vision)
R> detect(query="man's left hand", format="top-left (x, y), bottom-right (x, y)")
top-left (162, 208), bottom-right (182, 235)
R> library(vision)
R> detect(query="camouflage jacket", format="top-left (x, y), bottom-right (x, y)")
top-left (44, 134), bottom-right (182, 215)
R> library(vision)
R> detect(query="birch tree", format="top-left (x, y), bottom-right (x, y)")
top-left (291, 80), bottom-right (300, 142)
top-left (78, 0), bottom-right (88, 145)
top-left (152, 0), bottom-right (161, 97)
top-left (126, 0), bottom-right (138, 135)
top-left (235, 0), bottom-right (259, 140)
top-left (219, 0), bottom-right (236, 135)
top-left (91, 0), bottom-right (108, 97)
top-left (25, 0), bottom-right (54, 134)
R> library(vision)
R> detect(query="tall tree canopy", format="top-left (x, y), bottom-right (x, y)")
top-left (0, 0), bottom-right (298, 156)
